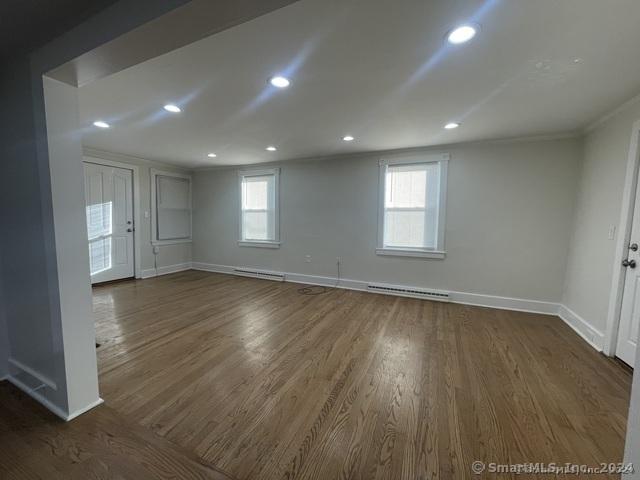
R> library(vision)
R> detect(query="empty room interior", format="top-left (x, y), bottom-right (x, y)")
top-left (4, 0), bottom-right (640, 478)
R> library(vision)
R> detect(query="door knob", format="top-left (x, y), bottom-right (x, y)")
top-left (630, 243), bottom-right (639, 252)
top-left (127, 228), bottom-right (133, 233)
top-left (622, 259), bottom-right (636, 268)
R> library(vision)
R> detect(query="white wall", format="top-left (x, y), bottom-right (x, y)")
top-left (193, 138), bottom-right (580, 302)
top-left (562, 98), bottom-right (640, 337)
top-left (83, 149), bottom-right (192, 275)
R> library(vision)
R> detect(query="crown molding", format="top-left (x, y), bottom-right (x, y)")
top-left (584, 92), bottom-right (640, 134)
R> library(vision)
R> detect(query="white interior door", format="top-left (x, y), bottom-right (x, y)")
top-left (617, 176), bottom-right (640, 366)
top-left (84, 162), bottom-right (134, 284)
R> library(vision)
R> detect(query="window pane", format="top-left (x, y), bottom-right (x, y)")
top-left (241, 173), bottom-right (276, 241)
top-left (384, 210), bottom-right (428, 248)
top-left (158, 209), bottom-right (191, 240)
top-left (243, 211), bottom-right (269, 240)
top-left (383, 162), bottom-right (441, 250)
top-left (243, 176), bottom-right (270, 210)
top-left (158, 176), bottom-right (190, 209)
top-left (157, 175), bottom-right (191, 240)
top-left (385, 165), bottom-right (427, 208)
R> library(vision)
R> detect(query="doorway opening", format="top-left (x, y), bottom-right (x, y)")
top-left (32, 0), bottom-right (298, 422)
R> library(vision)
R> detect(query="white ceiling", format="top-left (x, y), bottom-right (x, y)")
top-left (79, 0), bottom-right (640, 168)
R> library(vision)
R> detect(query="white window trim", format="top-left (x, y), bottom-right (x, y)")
top-left (238, 167), bottom-right (280, 248)
top-left (377, 153), bottom-right (448, 259)
top-left (150, 168), bottom-right (193, 246)
top-left (238, 240), bottom-right (281, 249)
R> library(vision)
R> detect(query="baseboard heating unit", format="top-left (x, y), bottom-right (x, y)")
top-left (233, 268), bottom-right (285, 282)
top-left (367, 283), bottom-right (450, 301)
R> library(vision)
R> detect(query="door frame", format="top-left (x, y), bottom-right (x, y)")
top-left (83, 156), bottom-right (142, 280)
top-left (604, 119), bottom-right (640, 357)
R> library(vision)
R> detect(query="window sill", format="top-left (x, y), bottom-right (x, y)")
top-left (238, 240), bottom-right (281, 249)
top-left (376, 248), bottom-right (446, 259)
top-left (152, 239), bottom-right (192, 246)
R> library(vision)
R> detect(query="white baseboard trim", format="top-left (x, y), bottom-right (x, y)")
top-left (190, 263), bottom-right (608, 354)
top-left (191, 262), bottom-right (560, 315)
top-left (280, 271), bottom-right (367, 292)
top-left (141, 262), bottom-right (192, 279)
top-left (557, 305), bottom-right (605, 352)
top-left (450, 291), bottom-right (559, 315)
top-left (66, 398), bottom-right (105, 421)
top-left (6, 374), bottom-right (104, 421)
top-left (8, 357), bottom-right (58, 390)
top-left (7, 375), bottom-right (68, 419)
top-left (193, 262), bottom-right (371, 292)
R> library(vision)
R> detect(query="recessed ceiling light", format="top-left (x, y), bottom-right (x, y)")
top-left (266, 146), bottom-right (277, 152)
top-left (163, 104), bottom-right (181, 113)
top-left (342, 135), bottom-right (355, 142)
top-left (447, 24), bottom-right (477, 44)
top-left (445, 122), bottom-right (460, 129)
top-left (93, 121), bottom-right (110, 128)
top-left (270, 76), bottom-right (290, 88)
top-left (207, 153), bottom-right (217, 158)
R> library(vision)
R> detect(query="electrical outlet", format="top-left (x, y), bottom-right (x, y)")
top-left (305, 255), bottom-right (312, 263)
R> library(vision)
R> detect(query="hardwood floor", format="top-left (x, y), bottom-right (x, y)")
top-left (1, 270), bottom-right (633, 479)
top-left (0, 381), bottom-right (234, 479)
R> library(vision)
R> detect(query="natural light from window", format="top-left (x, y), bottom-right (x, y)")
top-left (384, 164), bottom-right (437, 249)
top-left (378, 155), bottom-right (448, 258)
top-left (86, 201), bottom-right (113, 275)
top-left (240, 171), bottom-right (278, 243)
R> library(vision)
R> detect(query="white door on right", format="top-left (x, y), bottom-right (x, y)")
top-left (617, 177), bottom-right (640, 367)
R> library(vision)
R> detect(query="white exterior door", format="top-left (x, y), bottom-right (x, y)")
top-left (617, 176), bottom-right (640, 366)
top-left (84, 162), bottom-right (134, 284)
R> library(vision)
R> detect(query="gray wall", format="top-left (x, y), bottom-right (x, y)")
top-left (0, 255), bottom-right (8, 379)
top-left (83, 149), bottom-right (192, 273)
top-left (0, 57), bottom-right (60, 391)
top-left (193, 138), bottom-right (581, 301)
top-left (563, 99), bottom-right (640, 334)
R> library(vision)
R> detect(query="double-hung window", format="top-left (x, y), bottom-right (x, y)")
top-left (150, 169), bottom-right (192, 245)
top-left (377, 154), bottom-right (448, 258)
top-left (238, 168), bottom-right (280, 248)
